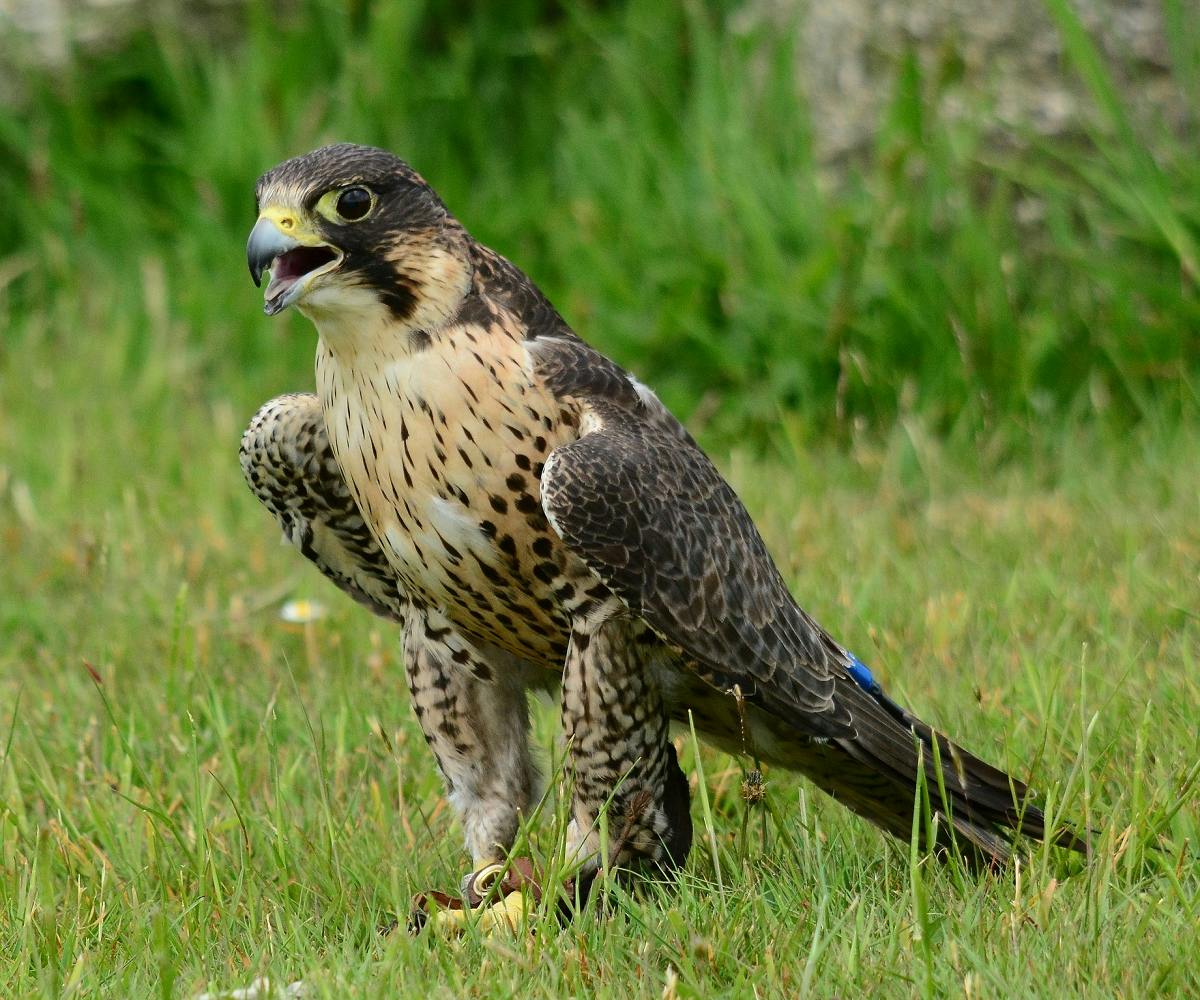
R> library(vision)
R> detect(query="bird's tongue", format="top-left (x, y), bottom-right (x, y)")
top-left (264, 246), bottom-right (338, 305)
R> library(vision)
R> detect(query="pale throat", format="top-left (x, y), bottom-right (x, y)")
top-left (307, 244), bottom-right (475, 513)
top-left (301, 240), bottom-right (473, 363)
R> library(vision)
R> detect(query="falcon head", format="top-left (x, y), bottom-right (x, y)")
top-left (247, 144), bottom-right (471, 330)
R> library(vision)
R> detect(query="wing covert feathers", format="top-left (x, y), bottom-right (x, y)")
top-left (532, 334), bottom-right (1082, 862)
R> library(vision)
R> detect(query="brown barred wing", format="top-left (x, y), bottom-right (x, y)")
top-left (539, 411), bottom-right (1079, 863)
top-left (540, 408), bottom-right (853, 739)
top-left (240, 393), bottom-right (410, 625)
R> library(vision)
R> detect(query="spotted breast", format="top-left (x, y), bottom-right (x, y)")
top-left (313, 300), bottom-right (600, 669)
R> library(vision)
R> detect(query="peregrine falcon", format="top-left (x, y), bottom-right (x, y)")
top-left (241, 144), bottom-right (1080, 921)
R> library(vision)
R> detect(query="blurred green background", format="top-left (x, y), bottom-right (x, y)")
top-left (2, 0), bottom-right (1196, 447)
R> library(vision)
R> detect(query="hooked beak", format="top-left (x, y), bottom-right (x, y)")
top-left (246, 215), bottom-right (341, 316)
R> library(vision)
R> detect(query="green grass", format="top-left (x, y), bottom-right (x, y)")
top-left (1, 348), bottom-right (1197, 995)
top-left (1, 0), bottom-right (1199, 996)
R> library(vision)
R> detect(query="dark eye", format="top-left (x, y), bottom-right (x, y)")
top-left (336, 186), bottom-right (372, 221)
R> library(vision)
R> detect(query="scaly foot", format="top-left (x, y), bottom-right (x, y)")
top-left (409, 857), bottom-right (545, 935)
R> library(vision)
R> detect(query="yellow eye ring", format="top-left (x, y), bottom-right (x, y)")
top-left (316, 186), bottom-right (375, 223)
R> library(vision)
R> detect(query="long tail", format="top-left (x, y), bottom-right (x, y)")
top-left (806, 657), bottom-right (1087, 866)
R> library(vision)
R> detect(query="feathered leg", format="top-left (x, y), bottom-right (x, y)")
top-left (561, 612), bottom-right (692, 876)
top-left (403, 609), bottom-right (539, 865)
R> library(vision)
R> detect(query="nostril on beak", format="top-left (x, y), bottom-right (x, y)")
top-left (247, 217), bottom-right (301, 287)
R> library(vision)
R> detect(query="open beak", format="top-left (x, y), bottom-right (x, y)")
top-left (247, 216), bottom-right (341, 316)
